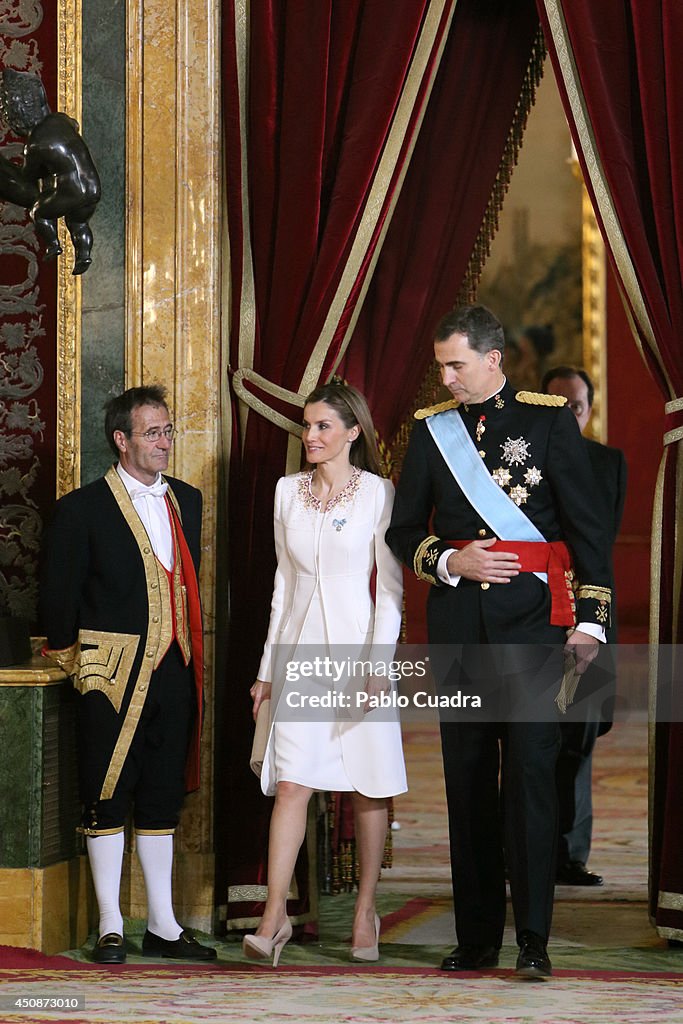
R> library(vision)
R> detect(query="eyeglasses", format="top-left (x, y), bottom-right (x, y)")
top-left (128, 425), bottom-right (177, 443)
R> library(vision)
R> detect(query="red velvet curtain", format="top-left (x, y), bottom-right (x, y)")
top-left (219, 0), bottom-right (541, 930)
top-left (339, 0), bottom-right (541, 443)
top-left (538, 0), bottom-right (683, 938)
top-left (220, 0), bottom-right (457, 929)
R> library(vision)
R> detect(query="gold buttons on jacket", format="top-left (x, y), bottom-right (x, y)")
top-left (481, 582), bottom-right (490, 590)
top-left (478, 529), bottom-right (487, 537)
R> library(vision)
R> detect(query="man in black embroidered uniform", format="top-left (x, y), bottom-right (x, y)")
top-left (39, 386), bottom-right (215, 963)
top-left (542, 366), bottom-right (627, 887)
top-left (386, 306), bottom-right (612, 979)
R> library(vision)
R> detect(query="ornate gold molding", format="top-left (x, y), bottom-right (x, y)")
top-left (121, 0), bottom-right (221, 913)
top-left (125, 0), bottom-right (143, 382)
top-left (569, 151), bottom-right (606, 444)
top-left (581, 183), bottom-right (606, 443)
top-left (56, 0), bottom-right (82, 495)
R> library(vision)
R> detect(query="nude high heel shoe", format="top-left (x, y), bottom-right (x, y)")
top-left (351, 913), bottom-right (380, 962)
top-left (242, 920), bottom-right (293, 967)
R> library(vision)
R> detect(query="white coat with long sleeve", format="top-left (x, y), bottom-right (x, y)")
top-left (257, 469), bottom-right (407, 798)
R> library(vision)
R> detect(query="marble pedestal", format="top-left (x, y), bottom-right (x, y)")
top-left (0, 654), bottom-right (91, 953)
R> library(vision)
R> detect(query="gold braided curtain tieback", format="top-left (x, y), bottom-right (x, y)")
top-left (664, 396), bottom-right (683, 447)
top-left (232, 368), bottom-right (306, 436)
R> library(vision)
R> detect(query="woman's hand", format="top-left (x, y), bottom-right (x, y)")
top-left (362, 674), bottom-right (391, 715)
top-left (250, 679), bottom-right (272, 721)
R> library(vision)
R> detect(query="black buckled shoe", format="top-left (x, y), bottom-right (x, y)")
top-left (440, 944), bottom-right (499, 971)
top-left (92, 932), bottom-right (127, 964)
top-left (556, 860), bottom-right (603, 886)
top-left (142, 928), bottom-right (217, 960)
top-left (515, 931), bottom-right (552, 979)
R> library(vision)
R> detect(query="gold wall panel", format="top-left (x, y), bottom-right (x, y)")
top-left (124, 0), bottom-right (222, 925)
top-left (56, 0), bottom-right (82, 495)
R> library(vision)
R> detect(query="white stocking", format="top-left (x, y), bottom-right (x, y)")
top-left (86, 832), bottom-right (125, 938)
top-left (135, 833), bottom-right (182, 940)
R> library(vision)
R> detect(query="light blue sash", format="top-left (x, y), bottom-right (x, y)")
top-left (426, 409), bottom-right (547, 581)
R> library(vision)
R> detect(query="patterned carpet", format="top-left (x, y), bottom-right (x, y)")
top-left (3, 720), bottom-right (683, 1022)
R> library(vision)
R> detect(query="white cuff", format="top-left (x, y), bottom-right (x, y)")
top-left (437, 549), bottom-right (461, 588)
top-left (571, 622), bottom-right (606, 644)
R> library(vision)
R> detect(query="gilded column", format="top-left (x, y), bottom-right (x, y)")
top-left (122, 0), bottom-right (221, 930)
top-left (57, 0), bottom-right (82, 495)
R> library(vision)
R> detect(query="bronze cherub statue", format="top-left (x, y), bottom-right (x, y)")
top-left (0, 69), bottom-right (101, 275)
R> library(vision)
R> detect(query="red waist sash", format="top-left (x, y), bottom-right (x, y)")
top-left (449, 539), bottom-right (575, 627)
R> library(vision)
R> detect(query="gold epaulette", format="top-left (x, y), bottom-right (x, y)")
top-left (515, 391), bottom-right (567, 407)
top-left (414, 398), bottom-right (460, 420)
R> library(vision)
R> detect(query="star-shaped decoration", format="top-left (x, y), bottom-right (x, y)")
top-left (492, 467), bottom-right (512, 488)
top-left (500, 436), bottom-right (531, 466)
top-left (524, 466), bottom-right (543, 487)
top-left (494, 394), bottom-right (505, 410)
top-left (509, 485), bottom-right (529, 506)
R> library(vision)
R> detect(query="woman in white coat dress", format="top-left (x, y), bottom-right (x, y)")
top-left (244, 382), bottom-right (406, 967)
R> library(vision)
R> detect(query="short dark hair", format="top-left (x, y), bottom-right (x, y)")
top-left (434, 304), bottom-right (505, 357)
top-left (303, 381), bottom-right (382, 476)
top-left (541, 365), bottom-right (594, 408)
top-left (104, 385), bottom-right (170, 456)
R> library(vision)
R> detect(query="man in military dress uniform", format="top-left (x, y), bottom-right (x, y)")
top-left (39, 385), bottom-right (215, 963)
top-left (386, 306), bottom-right (611, 979)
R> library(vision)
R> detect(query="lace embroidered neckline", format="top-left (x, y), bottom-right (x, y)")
top-left (298, 467), bottom-right (362, 513)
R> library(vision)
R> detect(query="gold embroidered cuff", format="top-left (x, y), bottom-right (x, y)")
top-left (576, 586), bottom-right (612, 602)
top-left (134, 828), bottom-right (177, 836)
top-left (414, 535), bottom-right (442, 584)
top-left (576, 586), bottom-right (611, 628)
top-left (76, 629), bottom-right (140, 712)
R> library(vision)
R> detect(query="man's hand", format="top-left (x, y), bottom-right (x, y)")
top-left (446, 538), bottom-right (521, 583)
top-left (564, 628), bottom-right (599, 674)
top-left (250, 679), bottom-right (272, 721)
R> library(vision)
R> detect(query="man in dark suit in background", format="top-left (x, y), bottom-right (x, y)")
top-left (39, 385), bottom-right (215, 963)
top-left (542, 366), bottom-right (627, 887)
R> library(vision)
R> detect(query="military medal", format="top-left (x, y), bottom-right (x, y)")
top-left (476, 415), bottom-right (486, 442)
top-left (509, 485), bottom-right (529, 506)
top-left (500, 436), bottom-right (531, 466)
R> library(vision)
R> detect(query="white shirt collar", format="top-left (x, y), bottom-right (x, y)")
top-left (116, 463), bottom-right (165, 496)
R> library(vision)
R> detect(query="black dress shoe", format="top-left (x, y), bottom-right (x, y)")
top-left (515, 931), bottom-right (552, 979)
top-left (556, 860), bottom-right (603, 886)
top-left (92, 932), bottom-right (127, 964)
top-left (440, 944), bottom-right (499, 971)
top-left (142, 928), bottom-right (217, 960)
